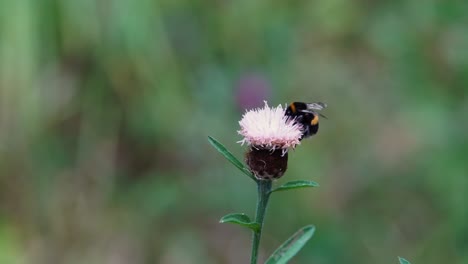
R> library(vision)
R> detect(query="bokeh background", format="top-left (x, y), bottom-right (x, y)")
top-left (1, 0), bottom-right (467, 263)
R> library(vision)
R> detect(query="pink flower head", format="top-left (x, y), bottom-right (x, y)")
top-left (238, 101), bottom-right (303, 152)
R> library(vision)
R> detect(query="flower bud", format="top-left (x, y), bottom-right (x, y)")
top-left (246, 148), bottom-right (288, 180)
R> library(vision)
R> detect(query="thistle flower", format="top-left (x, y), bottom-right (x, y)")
top-left (238, 101), bottom-right (303, 180)
top-left (238, 101), bottom-right (303, 151)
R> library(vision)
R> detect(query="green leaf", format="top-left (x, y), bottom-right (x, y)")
top-left (208, 136), bottom-right (256, 181)
top-left (270, 180), bottom-right (319, 193)
top-left (265, 225), bottom-right (315, 264)
top-left (219, 213), bottom-right (260, 231)
top-left (398, 257), bottom-right (411, 264)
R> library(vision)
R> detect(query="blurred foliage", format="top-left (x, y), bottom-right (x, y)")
top-left (0, 0), bottom-right (467, 263)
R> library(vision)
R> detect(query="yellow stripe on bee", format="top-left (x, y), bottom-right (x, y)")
top-left (311, 115), bottom-right (319, 125)
top-left (290, 103), bottom-right (296, 113)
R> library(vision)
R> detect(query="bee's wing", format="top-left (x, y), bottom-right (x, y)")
top-left (318, 113), bottom-right (328, 119)
top-left (296, 102), bottom-right (328, 118)
top-left (297, 102), bottom-right (327, 113)
top-left (306, 102), bottom-right (327, 110)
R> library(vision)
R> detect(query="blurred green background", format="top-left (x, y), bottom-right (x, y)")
top-left (1, 0), bottom-right (467, 263)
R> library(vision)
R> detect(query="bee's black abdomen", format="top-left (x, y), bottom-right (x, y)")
top-left (299, 113), bottom-right (319, 139)
top-left (303, 123), bottom-right (318, 139)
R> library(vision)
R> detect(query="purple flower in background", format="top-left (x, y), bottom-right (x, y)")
top-left (235, 73), bottom-right (271, 110)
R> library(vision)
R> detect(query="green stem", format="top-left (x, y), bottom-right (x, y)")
top-left (250, 180), bottom-right (272, 264)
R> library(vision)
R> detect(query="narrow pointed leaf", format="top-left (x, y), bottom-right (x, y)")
top-left (219, 213), bottom-right (260, 231)
top-left (265, 225), bottom-right (315, 264)
top-left (270, 180), bottom-right (319, 193)
top-left (398, 257), bottom-right (411, 264)
top-left (208, 136), bottom-right (255, 181)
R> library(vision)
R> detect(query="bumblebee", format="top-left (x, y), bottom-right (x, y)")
top-left (285, 102), bottom-right (327, 139)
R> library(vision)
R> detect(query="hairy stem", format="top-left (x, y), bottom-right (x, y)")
top-left (250, 180), bottom-right (272, 264)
